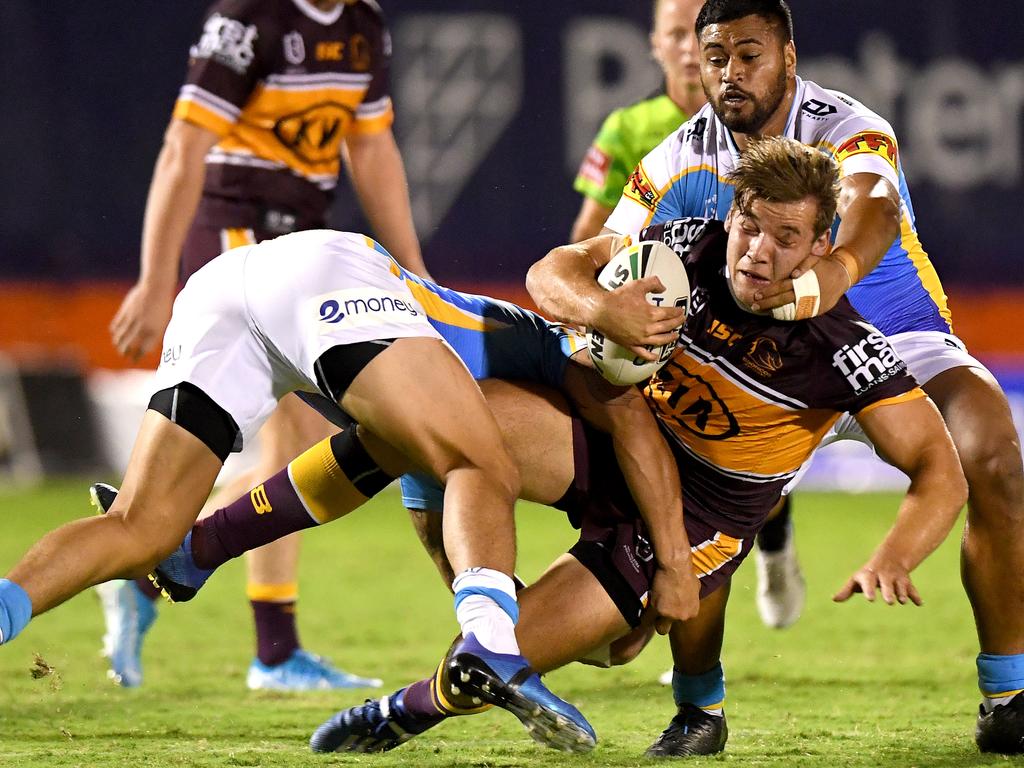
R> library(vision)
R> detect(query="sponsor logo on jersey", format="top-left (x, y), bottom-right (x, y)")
top-left (283, 31), bottom-right (305, 65)
top-left (801, 98), bottom-right (837, 119)
top-left (190, 13), bottom-right (258, 75)
top-left (685, 117), bottom-right (707, 144)
top-left (647, 364), bottom-right (741, 441)
top-left (831, 330), bottom-right (906, 394)
top-left (834, 131), bottom-right (898, 172)
top-left (316, 41), bottom-right (344, 61)
top-left (743, 337), bottom-right (783, 377)
top-left (274, 103), bottom-right (355, 164)
top-left (161, 345), bottom-right (182, 364)
top-left (578, 145), bottom-right (610, 186)
top-left (349, 33), bottom-right (372, 71)
top-left (624, 162), bottom-right (660, 212)
top-left (315, 288), bottom-right (421, 332)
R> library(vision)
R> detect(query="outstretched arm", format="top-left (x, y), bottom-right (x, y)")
top-left (834, 394), bottom-right (967, 605)
top-left (527, 235), bottom-right (686, 358)
top-left (562, 361), bottom-right (699, 632)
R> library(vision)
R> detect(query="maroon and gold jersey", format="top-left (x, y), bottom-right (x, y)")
top-left (637, 218), bottom-right (925, 539)
top-left (174, 0), bottom-right (393, 224)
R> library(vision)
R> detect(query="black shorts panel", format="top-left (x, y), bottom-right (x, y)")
top-left (314, 340), bottom-right (395, 402)
top-left (147, 382), bottom-right (240, 462)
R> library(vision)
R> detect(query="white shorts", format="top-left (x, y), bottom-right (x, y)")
top-left (152, 230), bottom-right (442, 451)
top-left (783, 330), bottom-right (986, 494)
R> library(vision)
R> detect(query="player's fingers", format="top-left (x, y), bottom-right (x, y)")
top-left (832, 577), bottom-right (858, 602)
top-left (750, 285), bottom-right (796, 311)
top-left (859, 573), bottom-right (877, 602)
top-left (633, 276), bottom-right (667, 295)
top-left (789, 252), bottom-right (821, 279)
top-left (627, 344), bottom-right (659, 362)
top-left (907, 581), bottom-right (923, 607)
top-left (894, 578), bottom-right (909, 605)
top-left (878, 576), bottom-right (897, 605)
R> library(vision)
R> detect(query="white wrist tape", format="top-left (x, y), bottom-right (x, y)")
top-left (770, 270), bottom-right (821, 321)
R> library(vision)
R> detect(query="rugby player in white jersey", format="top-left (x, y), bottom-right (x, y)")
top-left (528, 0), bottom-right (1024, 755)
top-left (0, 232), bottom-right (612, 753)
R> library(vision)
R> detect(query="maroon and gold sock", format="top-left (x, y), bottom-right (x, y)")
top-left (250, 584), bottom-right (300, 666)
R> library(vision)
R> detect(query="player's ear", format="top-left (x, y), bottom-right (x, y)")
top-left (724, 205), bottom-right (736, 231)
top-left (811, 229), bottom-right (830, 258)
top-left (784, 41), bottom-right (797, 78)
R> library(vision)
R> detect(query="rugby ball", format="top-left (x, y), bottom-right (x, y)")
top-left (586, 240), bottom-right (690, 385)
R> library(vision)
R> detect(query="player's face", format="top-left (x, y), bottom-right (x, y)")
top-left (651, 0), bottom-right (703, 91)
top-left (699, 15), bottom-right (796, 135)
top-left (725, 196), bottom-right (830, 311)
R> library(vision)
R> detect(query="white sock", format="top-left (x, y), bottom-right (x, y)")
top-left (453, 568), bottom-right (520, 655)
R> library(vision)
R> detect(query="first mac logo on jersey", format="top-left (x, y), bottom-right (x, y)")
top-left (831, 330), bottom-right (905, 394)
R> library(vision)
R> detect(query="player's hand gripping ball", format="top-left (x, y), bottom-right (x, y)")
top-left (587, 240), bottom-right (691, 385)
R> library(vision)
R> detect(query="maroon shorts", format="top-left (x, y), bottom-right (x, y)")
top-left (180, 196), bottom-right (325, 279)
top-left (562, 419), bottom-right (754, 627)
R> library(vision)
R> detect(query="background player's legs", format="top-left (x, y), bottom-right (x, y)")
top-left (2, 412), bottom-right (221, 642)
top-left (923, 366), bottom-right (1024, 744)
top-left (236, 395), bottom-right (379, 690)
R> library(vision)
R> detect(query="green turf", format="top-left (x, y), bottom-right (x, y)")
top-left (0, 479), bottom-right (1004, 766)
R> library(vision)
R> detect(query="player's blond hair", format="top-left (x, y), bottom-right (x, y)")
top-left (729, 136), bottom-right (840, 237)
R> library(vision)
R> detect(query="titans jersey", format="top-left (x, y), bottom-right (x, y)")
top-left (638, 218), bottom-right (924, 538)
top-left (173, 0), bottom-right (393, 223)
top-left (606, 77), bottom-right (952, 338)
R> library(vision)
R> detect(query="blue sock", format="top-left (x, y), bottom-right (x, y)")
top-left (978, 653), bottom-right (1024, 706)
top-left (0, 579), bottom-right (33, 645)
top-left (671, 662), bottom-right (726, 713)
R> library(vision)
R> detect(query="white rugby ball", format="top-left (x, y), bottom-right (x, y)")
top-left (586, 240), bottom-right (690, 386)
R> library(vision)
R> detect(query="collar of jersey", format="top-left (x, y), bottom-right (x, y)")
top-left (290, 0), bottom-right (344, 25)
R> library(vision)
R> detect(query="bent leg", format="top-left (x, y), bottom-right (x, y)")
top-left (8, 411), bottom-right (221, 616)
top-left (926, 366), bottom-right (1024, 654)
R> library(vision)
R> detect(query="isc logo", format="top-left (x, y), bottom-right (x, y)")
top-left (831, 330), bottom-right (905, 394)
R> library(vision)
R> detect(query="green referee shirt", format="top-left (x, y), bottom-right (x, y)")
top-left (574, 93), bottom-right (689, 209)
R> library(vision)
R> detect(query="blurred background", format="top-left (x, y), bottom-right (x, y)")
top-left (0, 0), bottom-right (1021, 486)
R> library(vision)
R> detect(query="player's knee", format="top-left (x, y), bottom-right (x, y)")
top-left (959, 431), bottom-right (1024, 513)
top-left (106, 505), bottom-right (190, 571)
top-left (607, 625), bottom-right (655, 666)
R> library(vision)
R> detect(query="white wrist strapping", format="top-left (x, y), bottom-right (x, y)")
top-left (770, 270), bottom-right (821, 321)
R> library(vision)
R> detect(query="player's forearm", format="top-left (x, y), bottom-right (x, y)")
top-left (832, 176), bottom-right (901, 285)
top-left (526, 238), bottom-right (615, 327)
top-left (138, 123), bottom-right (213, 293)
top-left (346, 132), bottom-right (429, 278)
top-left (609, 403), bottom-right (691, 571)
top-left (873, 447), bottom-right (966, 572)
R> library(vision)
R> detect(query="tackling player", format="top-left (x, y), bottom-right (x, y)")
top-left (0, 232), bottom-right (601, 754)
top-left (528, 0), bottom-right (1024, 755)
top-left (101, 0), bottom-right (429, 690)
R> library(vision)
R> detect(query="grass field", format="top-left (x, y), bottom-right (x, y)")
top-left (0, 480), bottom-right (1008, 767)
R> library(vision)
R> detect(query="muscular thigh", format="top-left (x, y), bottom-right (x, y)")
top-left (479, 379), bottom-right (575, 505)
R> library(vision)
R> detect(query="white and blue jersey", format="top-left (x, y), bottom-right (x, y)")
top-left (386, 260), bottom-right (585, 510)
top-left (605, 76), bottom-right (952, 338)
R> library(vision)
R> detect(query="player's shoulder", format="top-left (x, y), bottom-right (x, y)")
top-left (797, 78), bottom-right (897, 139)
top-left (640, 102), bottom-right (716, 173)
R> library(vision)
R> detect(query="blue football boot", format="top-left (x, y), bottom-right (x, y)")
top-left (247, 649), bottom-right (382, 691)
top-left (94, 578), bottom-right (157, 688)
top-left (148, 529), bottom-right (214, 603)
top-left (310, 690), bottom-right (434, 753)
top-left (446, 633), bottom-right (596, 752)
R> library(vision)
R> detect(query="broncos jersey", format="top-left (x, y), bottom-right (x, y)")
top-left (638, 218), bottom-right (924, 538)
top-left (173, 0), bottom-right (393, 224)
top-left (606, 76), bottom-right (952, 339)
